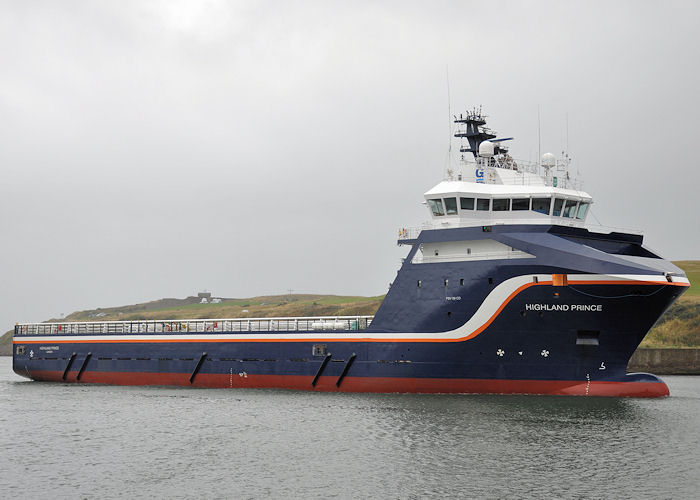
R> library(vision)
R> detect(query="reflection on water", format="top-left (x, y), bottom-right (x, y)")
top-left (1, 358), bottom-right (698, 498)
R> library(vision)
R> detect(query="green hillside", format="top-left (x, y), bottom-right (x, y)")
top-left (639, 261), bottom-right (699, 347)
top-left (58, 293), bottom-right (384, 322)
top-left (2, 261), bottom-right (699, 356)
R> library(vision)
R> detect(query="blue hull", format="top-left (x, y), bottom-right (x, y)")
top-left (13, 225), bottom-right (688, 397)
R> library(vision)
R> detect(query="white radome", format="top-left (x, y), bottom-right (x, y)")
top-left (478, 140), bottom-right (495, 157)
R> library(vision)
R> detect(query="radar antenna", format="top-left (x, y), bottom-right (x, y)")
top-left (454, 108), bottom-right (513, 158)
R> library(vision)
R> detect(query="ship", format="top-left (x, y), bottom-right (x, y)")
top-left (12, 109), bottom-right (689, 397)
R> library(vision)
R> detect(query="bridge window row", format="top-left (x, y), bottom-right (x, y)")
top-left (429, 196), bottom-right (589, 220)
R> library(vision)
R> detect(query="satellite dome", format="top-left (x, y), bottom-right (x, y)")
top-left (541, 152), bottom-right (556, 167)
top-left (479, 141), bottom-right (495, 158)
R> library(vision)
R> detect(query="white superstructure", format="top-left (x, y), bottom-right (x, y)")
top-left (423, 157), bottom-right (592, 228)
top-left (421, 110), bottom-right (592, 230)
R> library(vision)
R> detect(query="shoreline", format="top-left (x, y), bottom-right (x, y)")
top-left (627, 348), bottom-right (700, 375)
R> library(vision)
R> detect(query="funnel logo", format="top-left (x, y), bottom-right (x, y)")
top-left (475, 168), bottom-right (484, 183)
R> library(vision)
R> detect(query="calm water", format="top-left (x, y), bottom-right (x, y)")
top-left (1, 357), bottom-right (699, 499)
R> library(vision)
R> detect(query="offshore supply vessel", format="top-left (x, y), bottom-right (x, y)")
top-left (12, 109), bottom-right (689, 397)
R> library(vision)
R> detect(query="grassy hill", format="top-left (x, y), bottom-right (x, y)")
top-left (58, 293), bottom-right (384, 322)
top-left (2, 261), bottom-right (698, 355)
top-left (639, 261), bottom-right (700, 347)
top-left (641, 298), bottom-right (699, 347)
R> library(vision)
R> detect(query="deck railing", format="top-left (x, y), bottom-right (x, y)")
top-left (15, 316), bottom-right (374, 336)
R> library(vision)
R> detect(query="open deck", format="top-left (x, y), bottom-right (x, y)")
top-left (15, 316), bottom-right (374, 335)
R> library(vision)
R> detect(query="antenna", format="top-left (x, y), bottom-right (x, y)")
top-left (446, 65), bottom-right (452, 154)
top-left (537, 105), bottom-right (541, 167)
top-left (444, 65), bottom-right (454, 179)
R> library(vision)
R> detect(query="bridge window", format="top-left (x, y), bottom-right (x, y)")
top-left (553, 198), bottom-right (565, 216)
top-left (476, 198), bottom-right (490, 211)
top-left (428, 199), bottom-right (445, 216)
top-left (511, 198), bottom-right (529, 211)
top-left (460, 197), bottom-right (474, 210)
top-left (532, 198), bottom-right (551, 215)
top-left (493, 199), bottom-right (509, 211)
top-left (444, 197), bottom-right (458, 215)
top-left (576, 202), bottom-right (589, 220)
top-left (563, 200), bottom-right (578, 218)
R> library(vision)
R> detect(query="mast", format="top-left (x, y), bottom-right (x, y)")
top-left (453, 107), bottom-right (510, 158)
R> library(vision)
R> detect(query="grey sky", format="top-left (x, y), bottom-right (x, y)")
top-left (2, 1), bottom-right (699, 328)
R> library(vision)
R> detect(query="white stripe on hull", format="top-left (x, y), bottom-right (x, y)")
top-left (13, 274), bottom-right (688, 343)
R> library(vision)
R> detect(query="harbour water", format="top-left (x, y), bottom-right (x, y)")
top-left (1, 356), bottom-right (698, 499)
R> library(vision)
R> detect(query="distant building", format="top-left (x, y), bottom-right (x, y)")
top-left (198, 292), bottom-right (212, 299)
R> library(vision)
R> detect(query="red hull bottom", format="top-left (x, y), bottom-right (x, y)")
top-left (20, 370), bottom-right (670, 398)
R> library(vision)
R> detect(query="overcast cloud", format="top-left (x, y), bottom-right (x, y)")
top-left (1, 0), bottom-right (699, 328)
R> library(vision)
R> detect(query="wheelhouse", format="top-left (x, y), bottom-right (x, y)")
top-left (424, 183), bottom-right (592, 228)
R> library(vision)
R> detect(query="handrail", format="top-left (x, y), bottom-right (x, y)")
top-left (448, 156), bottom-right (584, 190)
top-left (14, 315), bottom-right (374, 336)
